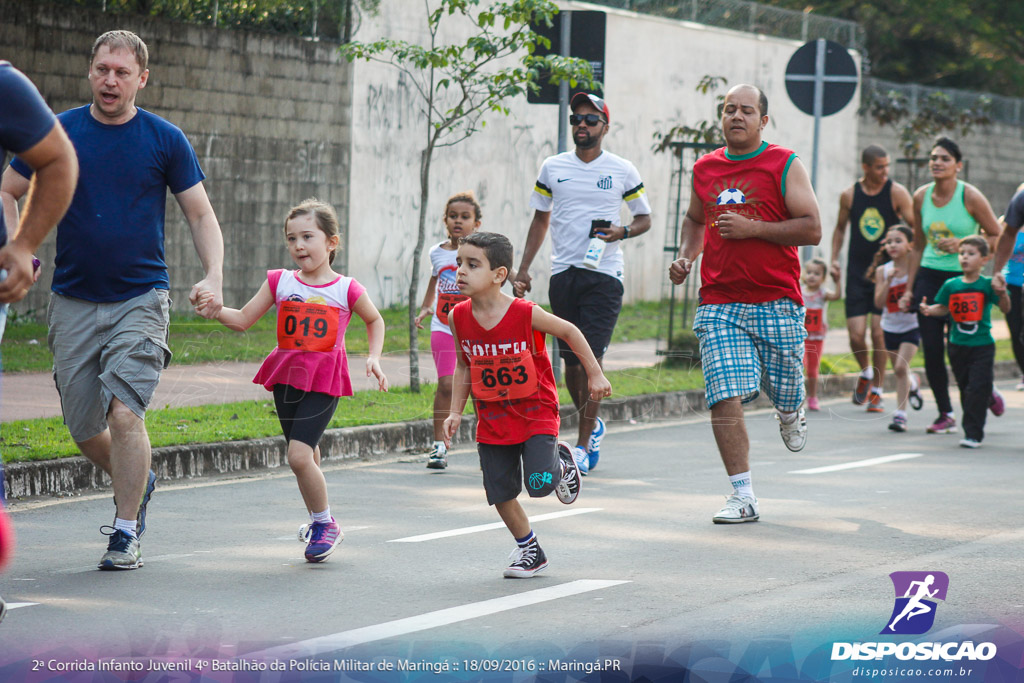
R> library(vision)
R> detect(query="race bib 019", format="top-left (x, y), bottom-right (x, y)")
top-left (276, 301), bottom-right (340, 352)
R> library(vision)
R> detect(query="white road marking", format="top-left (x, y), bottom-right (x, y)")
top-left (6, 602), bottom-right (40, 610)
top-left (388, 508), bottom-right (602, 543)
top-left (790, 453), bottom-right (924, 474)
top-left (249, 579), bottom-right (629, 659)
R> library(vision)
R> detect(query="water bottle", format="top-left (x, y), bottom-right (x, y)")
top-left (583, 220), bottom-right (611, 270)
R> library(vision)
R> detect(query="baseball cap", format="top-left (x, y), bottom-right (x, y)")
top-left (570, 92), bottom-right (610, 124)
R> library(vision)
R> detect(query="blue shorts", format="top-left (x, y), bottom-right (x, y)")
top-left (693, 299), bottom-right (806, 411)
top-left (884, 328), bottom-right (921, 352)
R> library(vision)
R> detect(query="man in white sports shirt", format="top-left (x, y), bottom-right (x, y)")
top-left (513, 93), bottom-right (651, 476)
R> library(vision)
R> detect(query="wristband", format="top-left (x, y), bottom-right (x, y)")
top-left (622, 225), bottom-right (630, 240)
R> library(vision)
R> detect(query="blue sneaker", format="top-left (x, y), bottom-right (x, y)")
top-left (98, 527), bottom-right (142, 570)
top-left (304, 519), bottom-right (344, 563)
top-left (137, 470), bottom-right (156, 537)
top-left (587, 417), bottom-right (605, 470)
top-left (573, 445), bottom-right (589, 476)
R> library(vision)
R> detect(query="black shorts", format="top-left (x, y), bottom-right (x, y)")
top-left (548, 267), bottom-right (624, 366)
top-left (845, 266), bottom-right (881, 318)
top-left (273, 384), bottom-right (339, 449)
top-left (478, 434), bottom-right (560, 505)
top-left (884, 329), bottom-right (921, 352)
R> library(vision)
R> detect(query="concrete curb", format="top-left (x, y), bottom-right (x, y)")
top-left (5, 361), bottom-right (1021, 501)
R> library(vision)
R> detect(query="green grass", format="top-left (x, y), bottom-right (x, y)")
top-left (1, 363), bottom-right (706, 463)
top-left (3, 296), bottom-right (1015, 464)
top-left (1, 300), bottom-right (668, 374)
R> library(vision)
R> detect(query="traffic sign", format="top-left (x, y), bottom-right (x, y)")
top-left (784, 39), bottom-right (859, 191)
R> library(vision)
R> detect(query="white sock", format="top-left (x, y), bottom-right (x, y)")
top-left (871, 387), bottom-right (883, 396)
top-left (114, 517), bottom-right (138, 538)
top-left (860, 367), bottom-right (874, 380)
top-left (778, 410), bottom-right (798, 424)
top-left (432, 440), bottom-right (447, 455)
top-left (910, 374), bottom-right (920, 391)
top-left (312, 508), bottom-right (332, 524)
top-left (729, 472), bottom-right (754, 499)
top-left (894, 409), bottom-right (907, 419)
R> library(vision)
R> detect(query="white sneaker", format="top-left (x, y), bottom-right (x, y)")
top-left (573, 445), bottom-right (589, 476)
top-left (712, 494), bottom-right (760, 524)
top-left (959, 438), bottom-right (981, 449)
top-left (776, 409), bottom-right (807, 452)
top-left (554, 441), bottom-right (582, 504)
top-left (426, 444), bottom-right (448, 470)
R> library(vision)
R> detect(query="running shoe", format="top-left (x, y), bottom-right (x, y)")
top-left (853, 375), bottom-right (871, 404)
top-left (776, 409), bottom-right (807, 452)
top-left (555, 441), bottom-right (582, 504)
top-left (503, 540), bottom-right (548, 578)
top-left (98, 527), bottom-right (142, 570)
top-left (426, 444), bottom-right (448, 470)
top-left (908, 374), bottom-right (924, 411)
top-left (712, 494), bottom-right (760, 524)
top-left (959, 438), bottom-right (981, 449)
top-left (807, 396), bottom-right (820, 411)
top-left (1016, 376), bottom-right (1024, 391)
top-left (888, 414), bottom-right (908, 432)
top-left (573, 445), bottom-right (589, 476)
top-left (989, 389), bottom-right (1005, 417)
top-left (304, 519), bottom-right (343, 563)
top-left (926, 414), bottom-right (957, 434)
top-left (137, 470), bottom-right (156, 537)
top-left (866, 392), bottom-right (885, 413)
top-left (587, 417), bottom-right (606, 471)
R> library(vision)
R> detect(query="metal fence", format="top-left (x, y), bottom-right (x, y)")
top-left (586, 0), bottom-right (865, 52)
top-left (864, 78), bottom-right (1024, 128)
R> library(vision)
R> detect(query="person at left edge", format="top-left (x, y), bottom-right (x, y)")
top-left (1, 31), bottom-right (225, 571)
top-left (0, 60), bottom-right (78, 623)
top-left (513, 92), bottom-right (651, 476)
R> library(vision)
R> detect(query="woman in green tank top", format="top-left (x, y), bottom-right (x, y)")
top-left (907, 137), bottom-right (1002, 434)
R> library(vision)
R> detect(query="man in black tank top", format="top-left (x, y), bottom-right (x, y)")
top-left (830, 145), bottom-right (914, 409)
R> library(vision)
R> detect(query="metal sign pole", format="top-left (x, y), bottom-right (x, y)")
top-left (811, 38), bottom-right (824, 191)
top-left (552, 10), bottom-right (572, 382)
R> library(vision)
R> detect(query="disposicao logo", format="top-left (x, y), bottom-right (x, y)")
top-left (830, 571), bottom-right (997, 663)
top-left (881, 571), bottom-right (949, 635)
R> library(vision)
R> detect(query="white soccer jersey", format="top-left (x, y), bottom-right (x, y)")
top-left (427, 241), bottom-right (461, 335)
top-left (529, 150), bottom-right (651, 280)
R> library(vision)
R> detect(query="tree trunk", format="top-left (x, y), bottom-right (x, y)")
top-left (407, 146), bottom-right (433, 393)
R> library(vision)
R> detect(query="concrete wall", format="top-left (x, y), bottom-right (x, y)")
top-left (2, 0), bottom-right (352, 316)
top-left (4, 0), bottom-right (866, 319)
top-left (856, 116), bottom-right (1024, 223)
top-left (346, 1), bottom-right (861, 307)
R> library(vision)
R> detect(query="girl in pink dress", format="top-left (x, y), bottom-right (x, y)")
top-left (196, 199), bottom-right (388, 563)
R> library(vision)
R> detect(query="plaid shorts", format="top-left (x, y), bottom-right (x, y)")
top-left (693, 299), bottom-right (806, 411)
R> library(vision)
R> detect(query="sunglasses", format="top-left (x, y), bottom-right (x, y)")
top-left (569, 113), bottom-right (605, 127)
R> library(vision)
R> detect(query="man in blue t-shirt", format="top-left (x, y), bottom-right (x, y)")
top-left (0, 60), bottom-right (77, 623)
top-left (1, 31), bottom-right (225, 571)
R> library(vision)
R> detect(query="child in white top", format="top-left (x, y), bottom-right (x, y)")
top-left (869, 225), bottom-right (923, 432)
top-left (196, 199), bottom-right (388, 563)
top-left (414, 191), bottom-right (482, 469)
top-left (801, 258), bottom-right (840, 411)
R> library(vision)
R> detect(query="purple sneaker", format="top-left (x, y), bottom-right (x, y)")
top-left (989, 389), bottom-right (1005, 417)
top-left (926, 414), bottom-right (957, 434)
top-left (304, 519), bottom-right (343, 563)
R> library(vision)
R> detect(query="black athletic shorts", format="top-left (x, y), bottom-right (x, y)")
top-left (273, 384), bottom-right (339, 449)
top-left (478, 434), bottom-right (560, 505)
top-left (845, 265), bottom-right (882, 318)
top-left (548, 267), bottom-right (623, 366)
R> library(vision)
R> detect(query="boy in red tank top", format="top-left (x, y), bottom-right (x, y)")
top-left (443, 232), bottom-right (612, 578)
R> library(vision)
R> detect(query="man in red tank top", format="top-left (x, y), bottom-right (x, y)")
top-left (444, 232), bottom-right (611, 579)
top-left (669, 84), bottom-right (821, 524)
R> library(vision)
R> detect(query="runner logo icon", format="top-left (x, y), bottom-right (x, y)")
top-left (880, 571), bottom-right (949, 635)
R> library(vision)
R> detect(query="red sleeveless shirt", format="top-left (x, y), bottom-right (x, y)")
top-left (692, 142), bottom-right (803, 305)
top-left (452, 297), bottom-right (560, 444)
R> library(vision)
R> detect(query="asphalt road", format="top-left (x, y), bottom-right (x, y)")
top-left (1, 384), bottom-right (1022, 681)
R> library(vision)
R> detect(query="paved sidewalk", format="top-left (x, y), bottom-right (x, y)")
top-left (2, 321), bottom-right (1012, 423)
